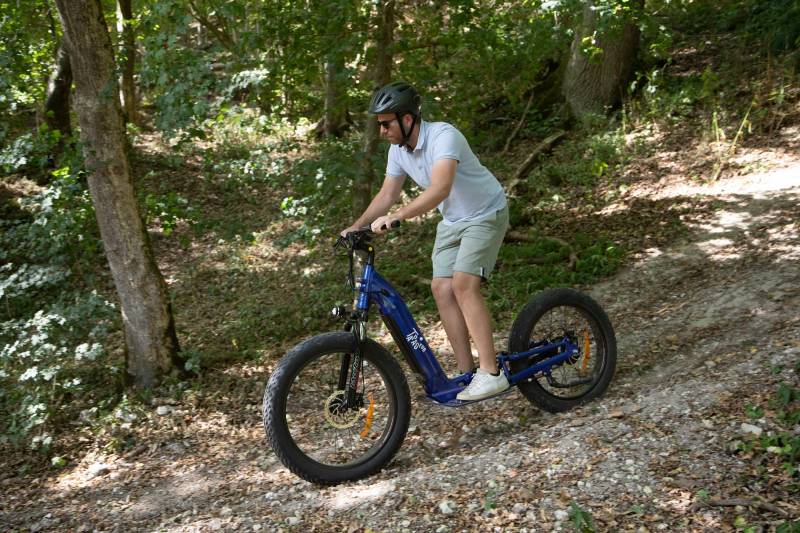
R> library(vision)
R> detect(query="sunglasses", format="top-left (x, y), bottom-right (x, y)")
top-left (378, 118), bottom-right (398, 129)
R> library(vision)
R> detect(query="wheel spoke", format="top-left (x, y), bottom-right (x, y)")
top-left (509, 289), bottom-right (616, 412)
top-left (281, 352), bottom-right (392, 466)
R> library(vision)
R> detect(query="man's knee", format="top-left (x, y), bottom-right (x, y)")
top-left (431, 277), bottom-right (455, 302)
top-left (452, 271), bottom-right (481, 300)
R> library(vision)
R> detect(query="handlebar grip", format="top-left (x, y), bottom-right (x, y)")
top-left (380, 219), bottom-right (402, 231)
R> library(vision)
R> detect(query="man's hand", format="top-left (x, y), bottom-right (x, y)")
top-left (371, 214), bottom-right (401, 234)
top-left (340, 225), bottom-right (361, 238)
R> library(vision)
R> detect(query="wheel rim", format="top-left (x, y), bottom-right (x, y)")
top-left (281, 350), bottom-right (396, 468)
top-left (523, 303), bottom-right (607, 400)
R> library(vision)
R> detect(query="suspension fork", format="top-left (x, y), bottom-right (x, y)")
top-left (337, 244), bottom-right (374, 406)
top-left (337, 315), bottom-right (367, 407)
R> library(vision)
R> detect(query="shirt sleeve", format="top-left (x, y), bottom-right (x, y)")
top-left (385, 145), bottom-right (406, 178)
top-left (430, 125), bottom-right (464, 163)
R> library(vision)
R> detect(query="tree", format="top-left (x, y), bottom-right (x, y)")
top-left (562, 0), bottom-right (643, 119)
top-left (54, 0), bottom-right (184, 389)
top-left (116, 0), bottom-right (137, 124)
top-left (316, 0), bottom-right (356, 138)
top-left (355, 0), bottom-right (395, 217)
top-left (43, 36), bottom-right (73, 148)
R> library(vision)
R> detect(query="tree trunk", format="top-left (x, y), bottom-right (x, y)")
top-left (315, 2), bottom-right (352, 139)
top-left (54, 0), bottom-right (183, 389)
top-left (321, 56), bottom-right (348, 137)
top-left (355, 0), bottom-right (394, 217)
top-left (44, 36), bottom-right (73, 142)
top-left (562, 0), bottom-right (642, 119)
top-left (116, 0), bottom-right (136, 125)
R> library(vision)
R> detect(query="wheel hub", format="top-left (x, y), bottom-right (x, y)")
top-left (323, 390), bottom-right (362, 429)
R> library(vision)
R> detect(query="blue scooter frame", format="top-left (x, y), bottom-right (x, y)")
top-left (352, 252), bottom-right (581, 406)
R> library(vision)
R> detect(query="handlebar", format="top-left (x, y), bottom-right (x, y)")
top-left (335, 220), bottom-right (400, 290)
top-left (335, 220), bottom-right (401, 250)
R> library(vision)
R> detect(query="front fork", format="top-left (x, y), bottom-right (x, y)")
top-left (335, 309), bottom-right (367, 408)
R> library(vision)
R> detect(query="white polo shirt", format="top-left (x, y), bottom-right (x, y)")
top-left (386, 120), bottom-right (507, 225)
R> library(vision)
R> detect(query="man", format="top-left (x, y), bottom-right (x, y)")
top-left (341, 82), bottom-right (509, 401)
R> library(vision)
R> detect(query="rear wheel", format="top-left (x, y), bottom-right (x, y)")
top-left (263, 332), bottom-right (411, 485)
top-left (508, 288), bottom-right (616, 413)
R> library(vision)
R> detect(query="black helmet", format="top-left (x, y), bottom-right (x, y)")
top-left (368, 82), bottom-right (421, 116)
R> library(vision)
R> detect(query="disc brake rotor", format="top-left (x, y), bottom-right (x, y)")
top-left (323, 390), bottom-right (360, 429)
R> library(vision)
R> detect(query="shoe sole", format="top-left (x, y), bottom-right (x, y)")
top-left (456, 385), bottom-right (512, 402)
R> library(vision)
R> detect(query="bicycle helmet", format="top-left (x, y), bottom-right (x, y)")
top-left (368, 82), bottom-right (421, 116)
top-left (369, 82), bottom-right (421, 151)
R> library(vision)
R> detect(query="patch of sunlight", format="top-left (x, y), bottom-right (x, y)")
top-left (697, 210), bottom-right (752, 234)
top-left (695, 237), bottom-right (735, 253)
top-left (326, 479), bottom-right (396, 511)
top-left (767, 223), bottom-right (800, 260)
top-left (302, 265), bottom-right (323, 277)
top-left (643, 247), bottom-right (664, 258)
top-left (597, 200), bottom-right (628, 216)
top-left (663, 490), bottom-right (694, 513)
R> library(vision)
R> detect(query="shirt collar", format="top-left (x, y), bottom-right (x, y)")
top-left (413, 119), bottom-right (427, 152)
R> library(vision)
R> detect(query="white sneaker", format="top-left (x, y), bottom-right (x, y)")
top-left (456, 368), bottom-right (509, 401)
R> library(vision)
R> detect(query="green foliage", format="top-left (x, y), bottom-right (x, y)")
top-left (530, 124), bottom-right (626, 190)
top-left (143, 191), bottom-right (197, 237)
top-left (734, 380), bottom-right (800, 480)
top-left (718, 0), bottom-right (800, 53)
top-left (491, 235), bottom-right (624, 314)
top-left (138, 2), bottom-right (223, 134)
top-left (0, 165), bottom-right (118, 450)
top-left (568, 502), bottom-right (597, 533)
top-left (0, 127), bottom-right (63, 176)
top-left (776, 521), bottom-right (800, 533)
top-left (0, 1), bottom-right (55, 136)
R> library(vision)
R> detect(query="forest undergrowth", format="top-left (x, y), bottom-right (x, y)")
top-left (2, 10), bottom-right (800, 532)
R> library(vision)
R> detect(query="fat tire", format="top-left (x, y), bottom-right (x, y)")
top-left (263, 331), bottom-right (411, 485)
top-left (509, 288), bottom-right (616, 413)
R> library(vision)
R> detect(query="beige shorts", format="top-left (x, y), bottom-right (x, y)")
top-left (431, 206), bottom-right (509, 280)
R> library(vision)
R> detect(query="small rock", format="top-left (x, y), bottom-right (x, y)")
top-left (554, 509), bottom-right (569, 521)
top-left (401, 519), bottom-right (411, 527)
top-left (741, 423), bottom-right (762, 436)
top-left (252, 525), bottom-right (262, 532)
top-left (220, 507), bottom-right (232, 516)
top-left (512, 503), bottom-right (527, 514)
top-left (209, 519), bottom-right (222, 531)
top-left (438, 500), bottom-right (456, 514)
top-left (156, 405), bottom-right (173, 416)
top-left (167, 442), bottom-right (186, 454)
top-left (87, 462), bottom-right (111, 478)
top-left (436, 526), bottom-right (449, 533)
top-left (287, 516), bottom-right (301, 526)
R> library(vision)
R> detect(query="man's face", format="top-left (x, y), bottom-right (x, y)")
top-left (377, 113), bottom-right (407, 144)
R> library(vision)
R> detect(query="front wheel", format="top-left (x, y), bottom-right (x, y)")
top-left (263, 332), bottom-right (411, 485)
top-left (508, 288), bottom-right (617, 413)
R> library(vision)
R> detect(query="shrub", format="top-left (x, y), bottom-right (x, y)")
top-left (0, 165), bottom-right (119, 451)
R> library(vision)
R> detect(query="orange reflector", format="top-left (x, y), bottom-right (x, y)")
top-left (581, 330), bottom-right (591, 373)
top-left (360, 393), bottom-right (375, 438)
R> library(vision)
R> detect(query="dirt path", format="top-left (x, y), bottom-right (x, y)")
top-left (4, 152), bottom-right (800, 531)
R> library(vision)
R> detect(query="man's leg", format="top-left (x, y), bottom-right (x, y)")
top-left (452, 271), bottom-right (497, 373)
top-left (431, 277), bottom-right (474, 373)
